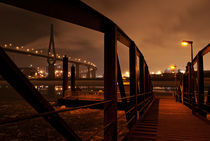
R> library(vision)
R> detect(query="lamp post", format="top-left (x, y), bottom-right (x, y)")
top-left (181, 40), bottom-right (193, 64)
top-left (181, 40), bottom-right (194, 104)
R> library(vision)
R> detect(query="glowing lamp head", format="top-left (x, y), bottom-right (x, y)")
top-left (170, 65), bottom-right (176, 70)
top-left (181, 41), bottom-right (188, 46)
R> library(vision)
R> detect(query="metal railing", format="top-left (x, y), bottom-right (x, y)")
top-left (1, 0), bottom-right (154, 140)
top-left (177, 44), bottom-right (210, 117)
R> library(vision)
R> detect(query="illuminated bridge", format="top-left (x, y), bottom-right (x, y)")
top-left (0, 1), bottom-right (209, 141)
top-left (0, 28), bottom-right (97, 79)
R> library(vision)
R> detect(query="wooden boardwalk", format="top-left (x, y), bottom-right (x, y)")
top-left (125, 96), bottom-right (210, 141)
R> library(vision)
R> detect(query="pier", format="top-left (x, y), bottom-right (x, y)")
top-left (0, 0), bottom-right (210, 140)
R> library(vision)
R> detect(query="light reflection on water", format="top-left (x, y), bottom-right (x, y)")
top-left (0, 84), bottom-right (104, 101)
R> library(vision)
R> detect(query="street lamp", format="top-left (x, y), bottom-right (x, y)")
top-left (181, 40), bottom-right (194, 104)
top-left (170, 65), bottom-right (176, 70)
top-left (181, 40), bottom-right (193, 64)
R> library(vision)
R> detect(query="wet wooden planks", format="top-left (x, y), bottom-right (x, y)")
top-left (124, 96), bottom-right (210, 141)
top-left (124, 99), bottom-right (159, 141)
top-left (157, 96), bottom-right (210, 141)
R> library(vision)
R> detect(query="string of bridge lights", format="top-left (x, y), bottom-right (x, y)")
top-left (1, 43), bottom-right (96, 67)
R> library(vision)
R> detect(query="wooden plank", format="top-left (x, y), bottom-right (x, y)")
top-left (124, 99), bottom-right (158, 141)
top-left (104, 22), bottom-right (117, 141)
top-left (129, 43), bottom-right (137, 127)
top-left (71, 65), bottom-right (76, 92)
top-left (197, 53), bottom-right (204, 105)
top-left (139, 54), bottom-right (144, 104)
top-left (2, 0), bottom-right (135, 49)
top-left (1, 0), bottom-right (107, 32)
top-left (62, 56), bottom-right (68, 97)
top-left (126, 96), bottom-right (210, 141)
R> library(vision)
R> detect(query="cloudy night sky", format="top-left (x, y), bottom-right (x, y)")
top-left (0, 0), bottom-right (210, 75)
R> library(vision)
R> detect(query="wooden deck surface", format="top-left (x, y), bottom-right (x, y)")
top-left (125, 96), bottom-right (210, 141)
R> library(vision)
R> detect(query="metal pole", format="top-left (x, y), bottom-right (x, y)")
top-left (87, 66), bottom-right (90, 78)
top-left (197, 53), bottom-right (204, 105)
top-left (190, 42), bottom-right (195, 106)
top-left (62, 55), bottom-right (68, 97)
top-left (75, 64), bottom-right (79, 79)
top-left (129, 43), bottom-right (137, 126)
top-left (71, 65), bottom-right (76, 92)
top-left (191, 43), bottom-right (193, 65)
top-left (175, 66), bottom-right (177, 98)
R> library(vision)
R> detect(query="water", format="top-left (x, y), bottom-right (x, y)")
top-left (0, 83), bottom-right (108, 140)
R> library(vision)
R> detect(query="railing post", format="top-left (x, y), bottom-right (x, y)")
top-left (71, 65), bottom-right (76, 93)
top-left (207, 87), bottom-right (210, 104)
top-left (62, 55), bottom-right (68, 97)
top-left (75, 63), bottom-right (79, 79)
top-left (149, 75), bottom-right (152, 96)
top-left (129, 43), bottom-right (137, 123)
top-left (139, 55), bottom-right (144, 102)
top-left (187, 62), bottom-right (191, 100)
top-left (145, 65), bottom-right (149, 97)
top-left (143, 62), bottom-right (146, 100)
top-left (181, 74), bottom-right (186, 103)
top-left (48, 64), bottom-right (55, 79)
top-left (91, 68), bottom-right (96, 78)
top-left (87, 66), bottom-right (90, 78)
top-left (197, 53), bottom-right (204, 105)
top-left (104, 23), bottom-right (117, 141)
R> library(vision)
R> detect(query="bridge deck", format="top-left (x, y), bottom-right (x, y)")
top-left (125, 96), bottom-right (210, 141)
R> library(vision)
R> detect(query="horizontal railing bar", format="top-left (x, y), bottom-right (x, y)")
top-left (125, 105), bottom-right (136, 115)
top-left (0, 91), bottom-right (153, 126)
top-left (136, 96), bottom-right (152, 108)
top-left (127, 114), bottom-right (136, 124)
top-left (193, 44), bottom-right (210, 65)
top-left (117, 91), bottom-right (152, 100)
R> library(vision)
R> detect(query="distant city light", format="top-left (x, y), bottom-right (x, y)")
top-left (180, 70), bottom-right (185, 73)
top-left (39, 70), bottom-right (44, 74)
top-left (156, 71), bottom-right (162, 75)
top-left (124, 71), bottom-right (130, 77)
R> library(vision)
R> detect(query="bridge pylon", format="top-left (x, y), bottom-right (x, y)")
top-left (47, 24), bottom-right (56, 79)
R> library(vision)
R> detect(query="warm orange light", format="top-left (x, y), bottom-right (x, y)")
top-left (170, 65), bottom-right (175, 70)
top-left (181, 41), bottom-right (188, 46)
top-left (125, 71), bottom-right (130, 77)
